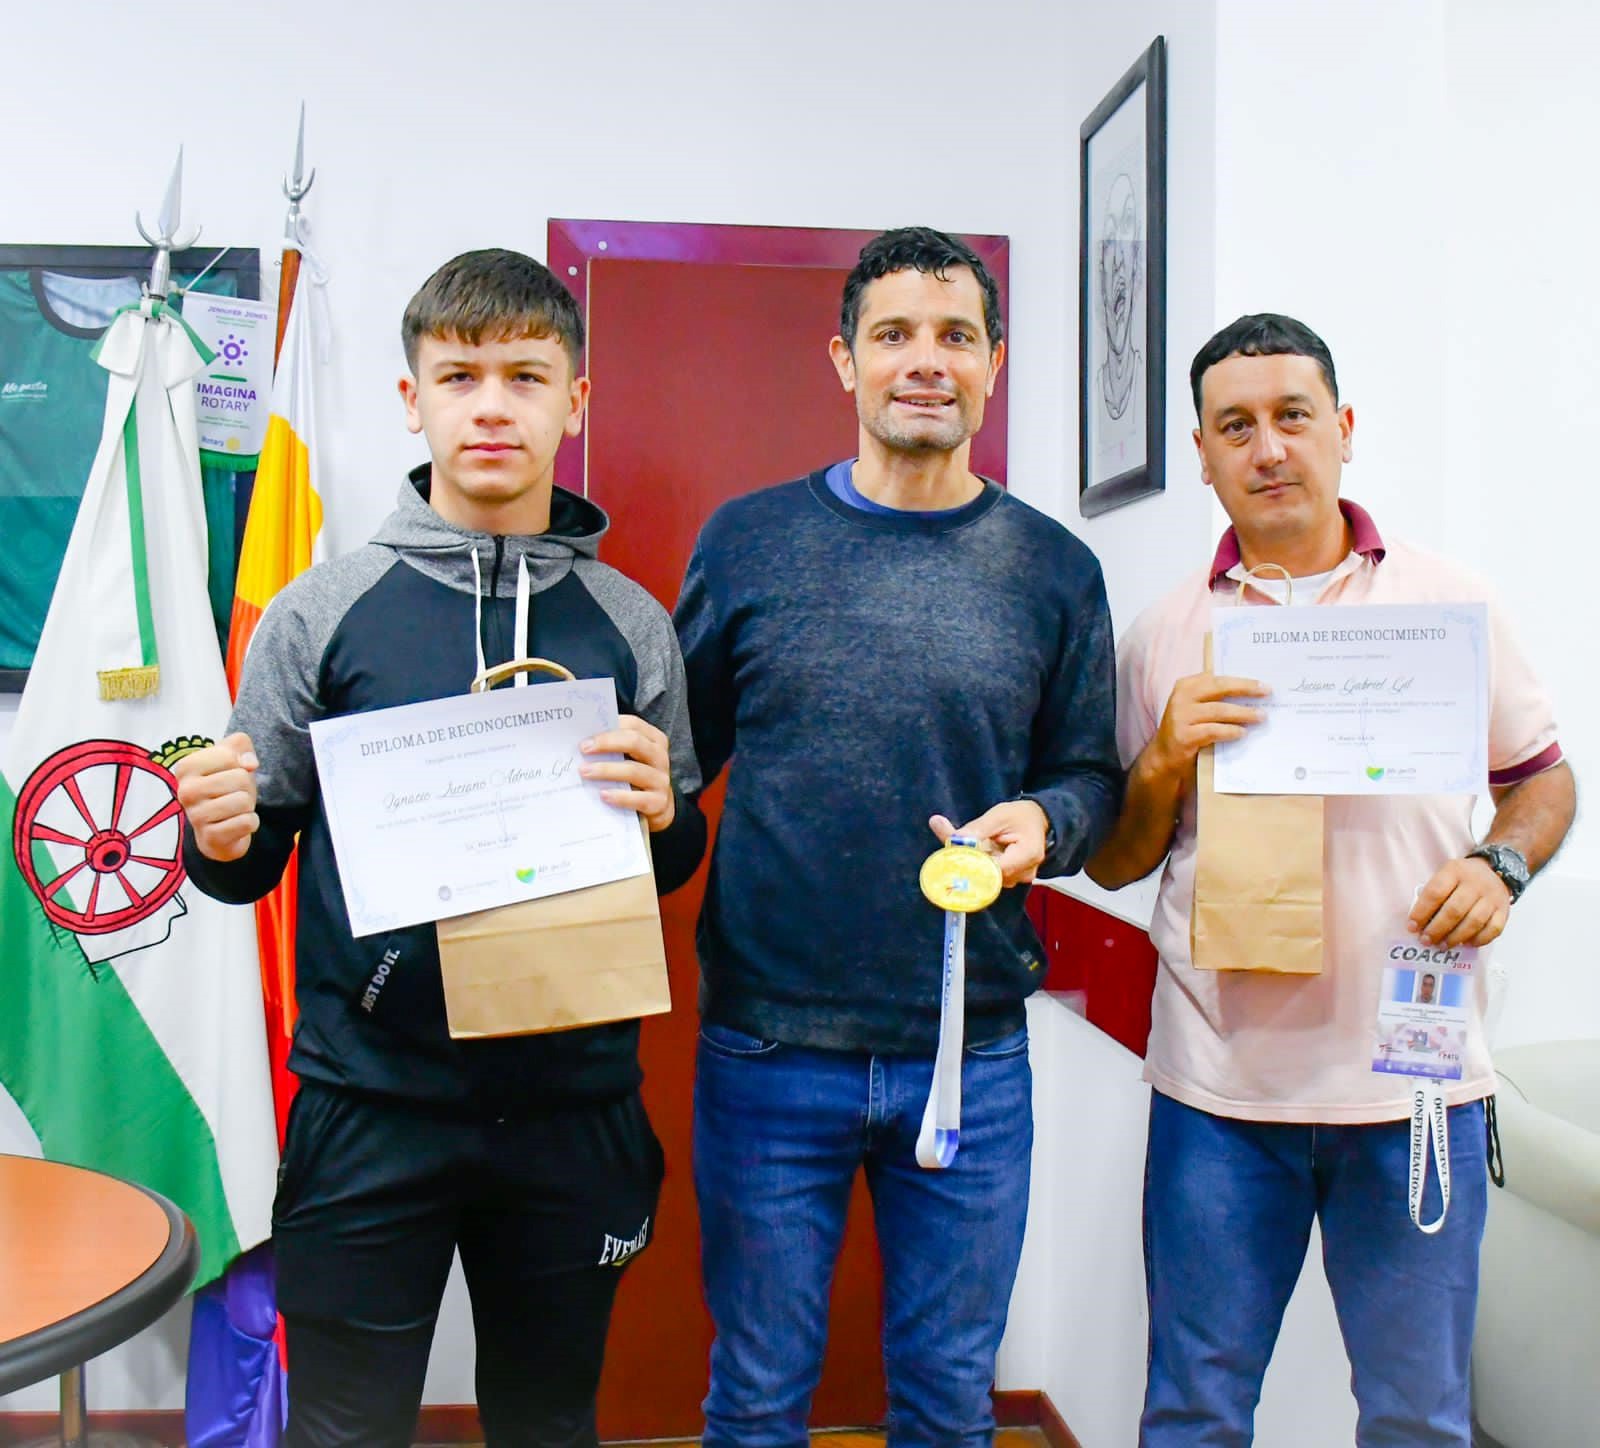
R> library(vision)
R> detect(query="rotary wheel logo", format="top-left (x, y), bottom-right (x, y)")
top-left (216, 332), bottom-right (249, 367)
top-left (11, 737), bottom-right (208, 935)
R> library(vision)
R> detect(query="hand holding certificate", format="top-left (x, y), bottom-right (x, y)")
top-left (310, 679), bottom-right (650, 937)
top-left (1212, 602), bottom-right (1488, 796)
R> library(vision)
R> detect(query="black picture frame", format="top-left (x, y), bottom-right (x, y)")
top-left (0, 243), bottom-right (261, 693)
top-left (1079, 36), bottom-right (1167, 518)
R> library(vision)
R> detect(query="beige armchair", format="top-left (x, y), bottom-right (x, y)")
top-left (1471, 1040), bottom-right (1600, 1448)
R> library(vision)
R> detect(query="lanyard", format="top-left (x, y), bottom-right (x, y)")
top-left (1379, 891), bottom-right (1463, 1233)
top-left (1408, 1079), bottom-right (1452, 1234)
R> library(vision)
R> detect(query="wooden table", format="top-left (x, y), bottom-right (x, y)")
top-left (0, 1155), bottom-right (198, 1443)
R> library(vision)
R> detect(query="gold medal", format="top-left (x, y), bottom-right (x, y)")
top-left (920, 840), bottom-right (1003, 914)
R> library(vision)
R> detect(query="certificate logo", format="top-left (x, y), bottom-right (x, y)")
top-left (437, 885), bottom-right (452, 902)
top-left (515, 867), bottom-right (537, 884)
top-left (1294, 766), bottom-right (1308, 781)
top-left (1365, 766), bottom-right (1386, 781)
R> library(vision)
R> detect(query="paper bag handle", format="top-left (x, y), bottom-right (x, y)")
top-left (470, 657), bottom-right (576, 693)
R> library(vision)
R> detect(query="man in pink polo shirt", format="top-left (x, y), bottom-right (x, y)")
top-left (1088, 314), bottom-right (1576, 1446)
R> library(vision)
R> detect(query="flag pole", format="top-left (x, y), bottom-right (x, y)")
top-left (101, 149), bottom-right (203, 702)
top-left (231, 102), bottom-right (323, 1149)
top-left (135, 147), bottom-right (201, 299)
top-left (186, 104), bottom-right (322, 1448)
top-left (275, 104), bottom-right (315, 365)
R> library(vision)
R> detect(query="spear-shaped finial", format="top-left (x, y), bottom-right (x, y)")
top-left (135, 147), bottom-right (202, 296)
top-left (283, 103), bottom-right (316, 239)
top-left (158, 146), bottom-right (183, 239)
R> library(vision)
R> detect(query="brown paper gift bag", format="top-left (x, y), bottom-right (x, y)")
top-left (1190, 629), bottom-right (1325, 974)
top-left (434, 658), bottom-right (672, 1038)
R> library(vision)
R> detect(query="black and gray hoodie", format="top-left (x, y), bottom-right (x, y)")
top-left (184, 467), bottom-right (706, 1114)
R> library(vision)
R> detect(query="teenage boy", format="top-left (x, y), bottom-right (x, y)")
top-left (675, 226), bottom-right (1122, 1446)
top-left (1088, 313), bottom-right (1575, 1445)
top-left (176, 249), bottom-right (706, 1448)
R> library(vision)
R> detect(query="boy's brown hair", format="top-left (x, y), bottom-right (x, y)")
top-left (401, 248), bottom-right (585, 373)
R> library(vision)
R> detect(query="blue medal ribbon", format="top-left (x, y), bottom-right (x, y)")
top-left (916, 834), bottom-right (1000, 1171)
top-left (916, 903), bottom-right (966, 1169)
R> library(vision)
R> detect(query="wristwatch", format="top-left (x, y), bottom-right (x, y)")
top-left (1467, 843), bottom-right (1531, 903)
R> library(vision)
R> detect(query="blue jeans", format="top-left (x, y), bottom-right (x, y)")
top-left (693, 1021), bottom-right (1033, 1448)
top-left (1141, 1091), bottom-right (1488, 1447)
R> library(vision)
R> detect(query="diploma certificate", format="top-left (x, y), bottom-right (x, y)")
top-left (1212, 603), bottom-right (1488, 796)
top-left (309, 680), bottom-right (650, 937)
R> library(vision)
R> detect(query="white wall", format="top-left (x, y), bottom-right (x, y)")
top-left (1213, 0), bottom-right (1453, 544)
top-left (1442, 0), bottom-right (1597, 880)
top-left (1066, 9), bottom-right (1221, 648)
top-left (0, 0), bottom-right (1112, 557)
top-left (1002, 995), bottom-right (1151, 1444)
top-left (989, 6), bottom-right (1222, 1439)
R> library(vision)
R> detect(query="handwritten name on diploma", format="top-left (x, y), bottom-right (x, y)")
top-left (383, 758), bottom-right (575, 813)
top-left (1288, 675), bottom-right (1417, 696)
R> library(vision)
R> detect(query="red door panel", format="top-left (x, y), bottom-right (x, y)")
top-left (586, 258), bottom-right (858, 609)
top-left (584, 257), bottom-right (871, 1439)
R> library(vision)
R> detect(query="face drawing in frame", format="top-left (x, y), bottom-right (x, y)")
top-left (1097, 170), bottom-right (1143, 425)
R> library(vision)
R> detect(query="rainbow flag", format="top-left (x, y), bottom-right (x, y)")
top-left (225, 254), bottom-right (324, 1146)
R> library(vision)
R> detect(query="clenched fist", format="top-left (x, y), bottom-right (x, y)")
top-left (174, 732), bottom-right (260, 862)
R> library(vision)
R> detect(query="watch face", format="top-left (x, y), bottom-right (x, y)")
top-left (1502, 849), bottom-right (1531, 888)
top-left (1479, 844), bottom-right (1529, 896)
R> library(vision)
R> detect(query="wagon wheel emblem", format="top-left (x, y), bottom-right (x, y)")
top-left (11, 738), bottom-right (194, 935)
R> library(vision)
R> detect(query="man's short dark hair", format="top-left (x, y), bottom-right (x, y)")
top-left (839, 226), bottom-right (1004, 351)
top-left (1189, 313), bottom-right (1338, 420)
top-left (402, 249), bottom-right (585, 374)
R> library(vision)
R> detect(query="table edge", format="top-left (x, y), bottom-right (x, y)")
top-left (0, 1170), bottom-right (199, 1395)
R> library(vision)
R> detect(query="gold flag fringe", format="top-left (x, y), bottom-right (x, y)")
top-left (98, 665), bottom-right (161, 701)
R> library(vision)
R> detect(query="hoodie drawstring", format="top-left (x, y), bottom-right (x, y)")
top-left (469, 543), bottom-right (533, 687)
top-left (470, 545), bottom-right (488, 683)
top-left (513, 557), bottom-right (530, 688)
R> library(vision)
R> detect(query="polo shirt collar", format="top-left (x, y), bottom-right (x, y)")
top-left (1208, 499), bottom-right (1386, 589)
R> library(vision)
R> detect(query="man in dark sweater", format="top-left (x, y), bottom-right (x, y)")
top-left (175, 251), bottom-right (705, 1448)
top-left (676, 227), bottom-right (1121, 1446)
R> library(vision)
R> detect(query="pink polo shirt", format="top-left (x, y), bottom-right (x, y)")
top-left (1117, 501), bottom-right (1563, 1123)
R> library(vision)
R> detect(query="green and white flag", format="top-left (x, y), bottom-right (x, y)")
top-left (0, 297), bottom-right (277, 1286)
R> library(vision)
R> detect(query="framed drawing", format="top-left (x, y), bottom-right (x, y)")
top-left (1079, 36), bottom-right (1167, 518)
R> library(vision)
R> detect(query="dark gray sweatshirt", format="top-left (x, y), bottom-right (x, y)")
top-left (184, 468), bottom-right (705, 1113)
